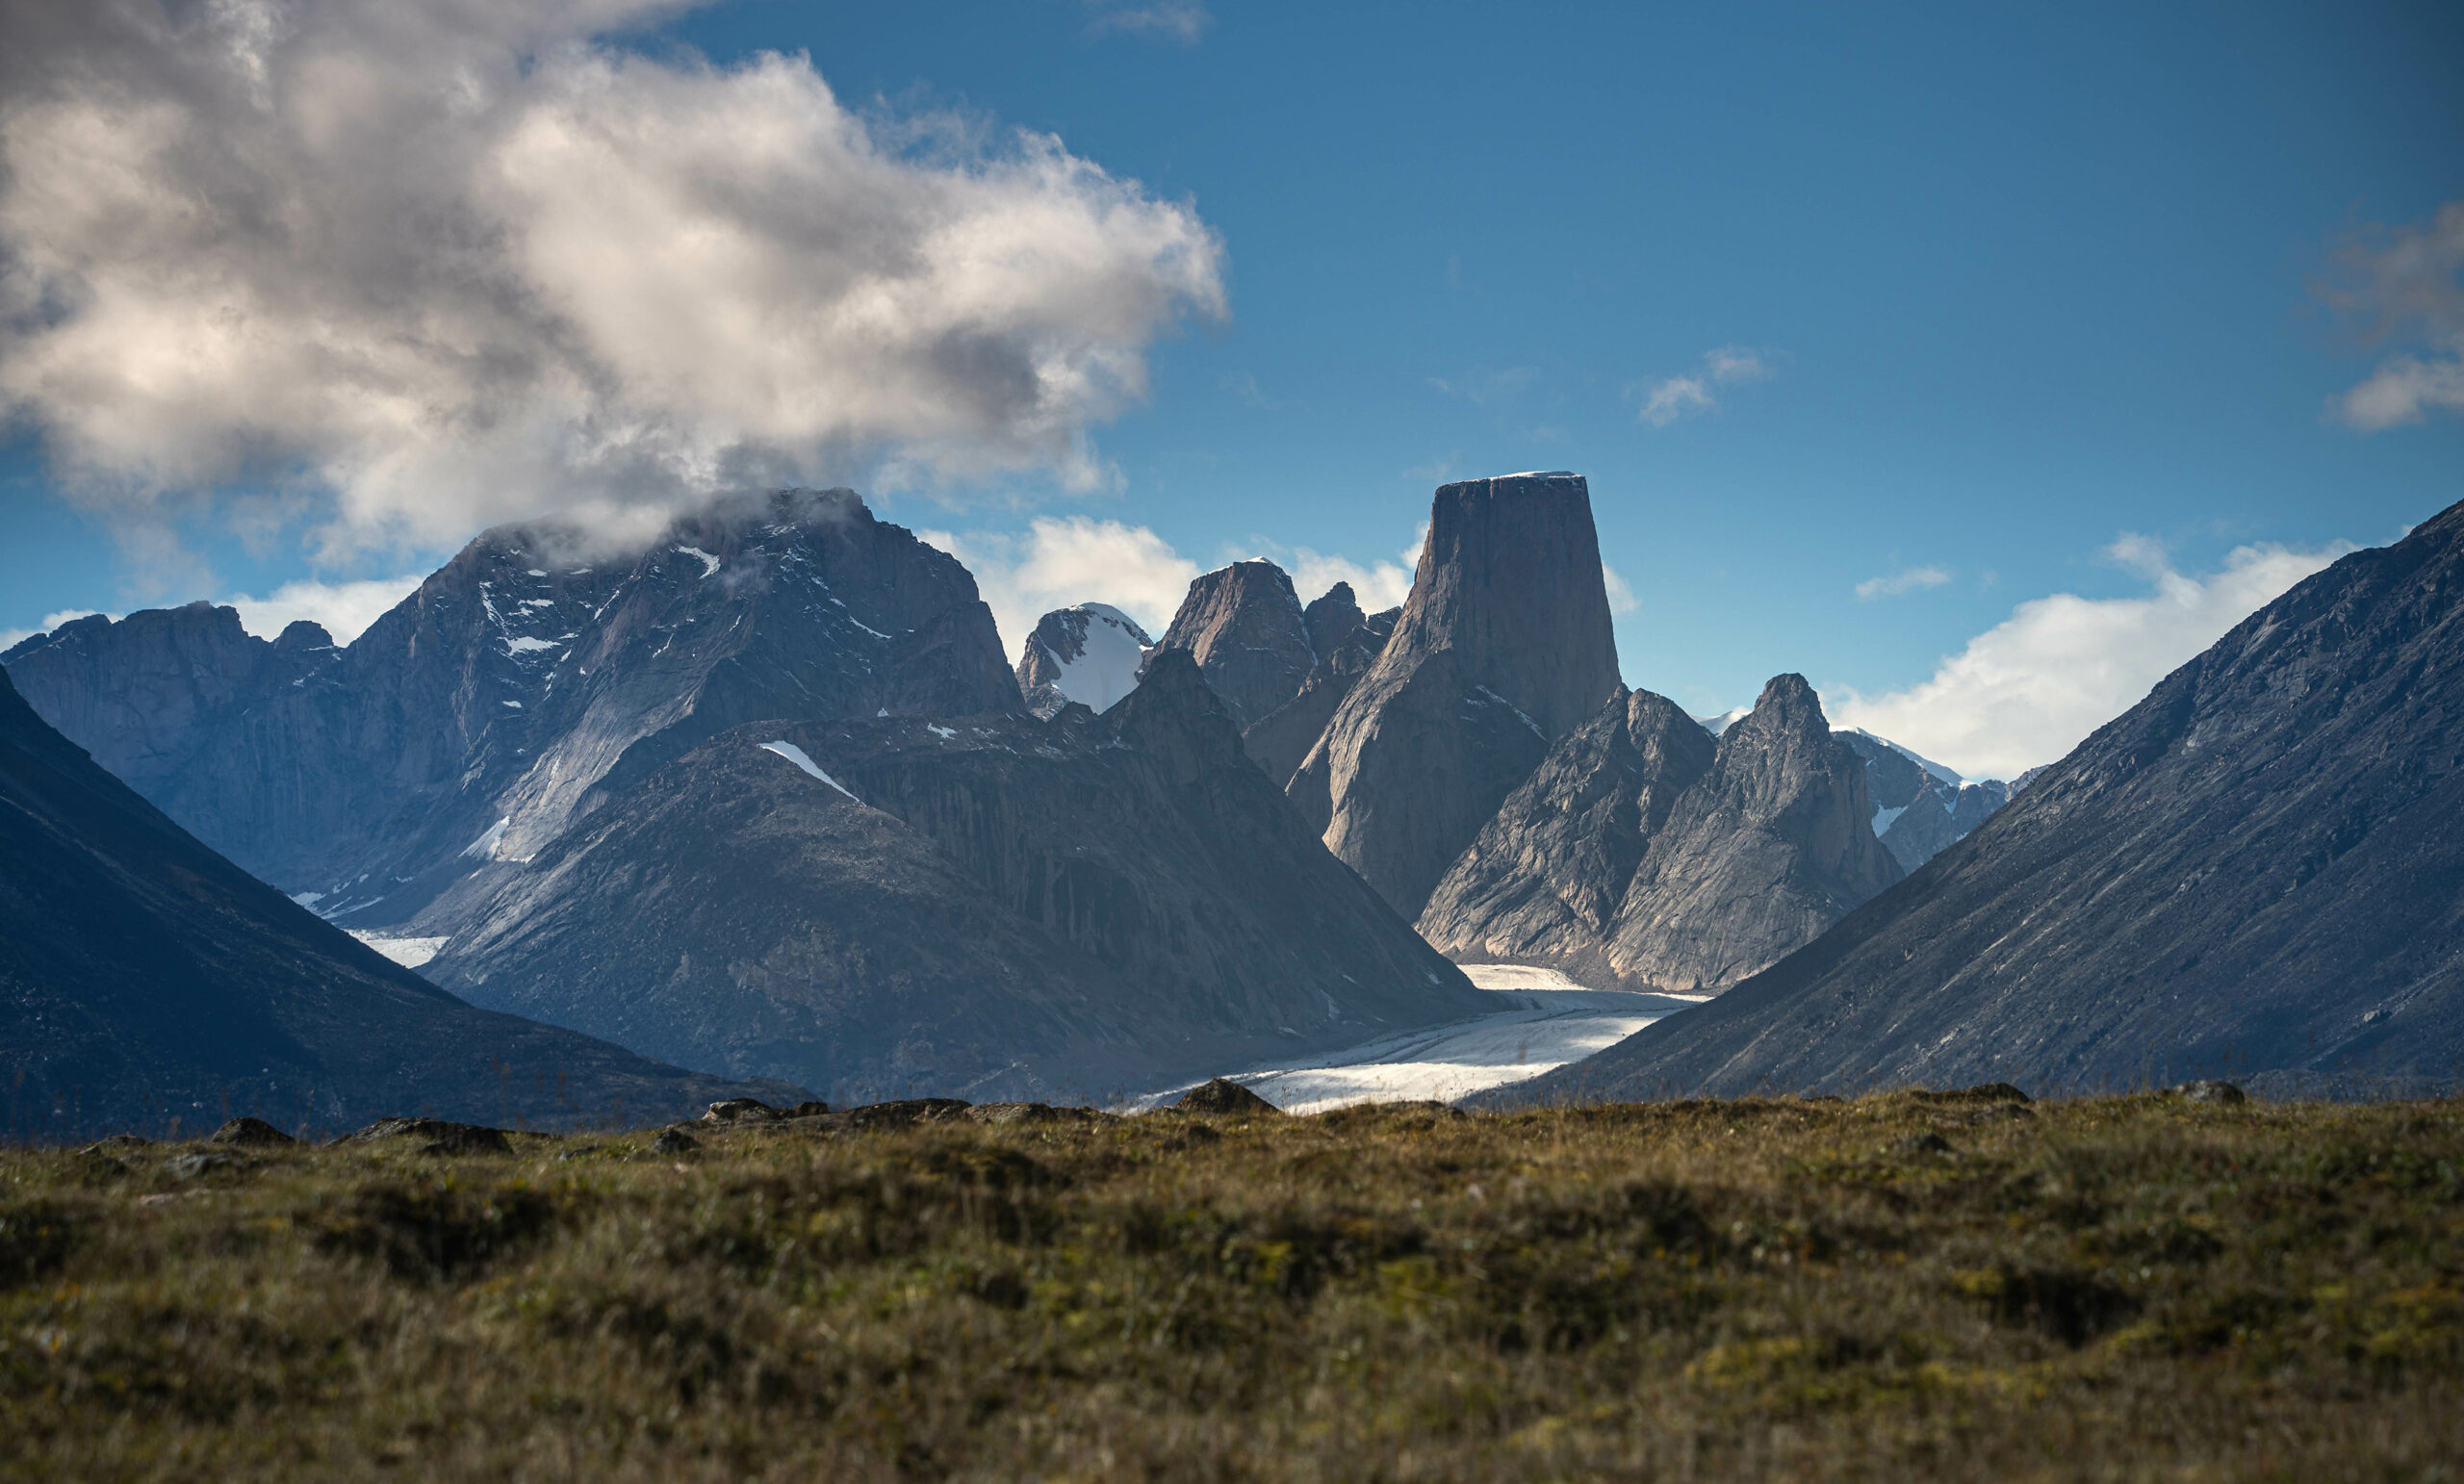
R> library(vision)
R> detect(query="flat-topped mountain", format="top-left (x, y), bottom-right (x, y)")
top-left (1288, 473), bottom-right (1624, 917)
top-left (424, 651), bottom-right (1488, 1101)
top-left (1510, 499), bottom-right (2464, 1099)
top-left (1420, 676), bottom-right (1903, 993)
top-left (5, 489), bottom-right (1017, 934)
top-left (1016, 603), bottom-right (1152, 716)
top-left (0, 663), bottom-right (797, 1139)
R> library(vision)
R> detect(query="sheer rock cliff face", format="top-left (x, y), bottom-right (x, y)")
top-left (1241, 583), bottom-right (1399, 789)
top-left (1503, 498), bottom-right (2464, 1099)
top-left (1420, 677), bottom-right (1903, 994)
top-left (1015, 603), bottom-right (1152, 717)
top-left (425, 652), bottom-right (1488, 1102)
top-left (1287, 473), bottom-right (1624, 918)
top-left (1151, 560), bottom-right (1319, 729)
top-left (3, 489), bottom-right (1019, 934)
top-left (0, 664), bottom-right (799, 1139)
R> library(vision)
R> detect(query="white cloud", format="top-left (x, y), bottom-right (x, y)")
top-left (2325, 199), bottom-right (2464, 431)
top-left (920, 517), bottom-right (1199, 658)
top-left (1601, 562), bottom-right (1639, 615)
top-left (223, 575), bottom-right (425, 645)
top-left (1828, 533), bottom-right (2352, 780)
top-left (1251, 525), bottom-right (1426, 615)
top-left (0, 0), bottom-right (1226, 567)
top-left (1085, 2), bottom-right (1212, 43)
top-left (1637, 345), bottom-right (1774, 426)
top-left (1855, 564), bottom-right (1952, 600)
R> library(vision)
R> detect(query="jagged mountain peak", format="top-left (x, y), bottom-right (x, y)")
top-left (1153, 558), bottom-right (1316, 729)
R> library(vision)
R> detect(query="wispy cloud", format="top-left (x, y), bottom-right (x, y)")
top-left (1428, 367), bottom-right (1539, 405)
top-left (1085, 2), bottom-right (1212, 43)
top-left (1829, 532), bottom-right (2352, 780)
top-left (1855, 565), bottom-right (1953, 600)
top-left (2323, 199), bottom-right (2464, 431)
top-left (1636, 345), bottom-right (1776, 427)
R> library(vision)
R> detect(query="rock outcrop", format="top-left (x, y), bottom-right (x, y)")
top-left (4, 489), bottom-right (1019, 937)
top-left (424, 651), bottom-right (1490, 1103)
top-left (1287, 473), bottom-right (1624, 917)
top-left (1151, 560), bottom-right (1319, 729)
top-left (1838, 729), bottom-right (2013, 871)
top-left (1241, 583), bottom-right (1400, 788)
top-left (0, 663), bottom-right (799, 1139)
top-left (1502, 499), bottom-right (2464, 1098)
top-left (1420, 677), bottom-right (1903, 993)
top-left (1016, 603), bottom-right (1152, 716)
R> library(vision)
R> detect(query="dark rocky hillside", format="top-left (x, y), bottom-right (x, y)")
top-left (1509, 499), bottom-right (2464, 1098)
top-left (1288, 473), bottom-right (1624, 918)
top-left (1421, 677), bottom-right (1903, 993)
top-left (0, 665), bottom-right (799, 1139)
top-left (1839, 730), bottom-right (2013, 871)
top-left (424, 652), bottom-right (1489, 1102)
top-left (4, 489), bottom-right (1017, 935)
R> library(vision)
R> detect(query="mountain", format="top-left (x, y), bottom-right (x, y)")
top-left (1288, 473), bottom-right (1624, 918)
top-left (1837, 729), bottom-right (2014, 871)
top-left (1508, 499), bottom-right (2464, 1098)
top-left (1151, 560), bottom-right (1319, 729)
top-left (1242, 582), bottom-right (1400, 789)
top-left (1420, 676), bottom-right (1904, 993)
top-left (0, 662), bottom-right (798, 1139)
top-left (4, 489), bottom-right (1018, 937)
top-left (1016, 603), bottom-right (1152, 716)
top-left (422, 651), bottom-right (1490, 1102)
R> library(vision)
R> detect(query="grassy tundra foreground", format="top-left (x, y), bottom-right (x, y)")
top-left (3, 1091), bottom-right (2459, 1480)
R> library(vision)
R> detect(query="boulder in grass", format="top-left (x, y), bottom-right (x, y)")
top-left (701, 1098), bottom-right (781, 1124)
top-left (340, 1117), bottom-right (513, 1156)
top-left (2167, 1080), bottom-right (2247, 1106)
top-left (1175, 1079), bottom-right (1280, 1116)
top-left (209, 1116), bottom-right (296, 1147)
top-left (650, 1127), bottom-right (700, 1156)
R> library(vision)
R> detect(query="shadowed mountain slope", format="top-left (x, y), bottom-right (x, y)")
top-left (4, 489), bottom-right (1019, 936)
top-left (0, 665), bottom-right (800, 1139)
top-left (424, 652), bottom-right (1489, 1103)
top-left (1503, 500), bottom-right (2464, 1099)
top-left (1242, 582), bottom-right (1400, 789)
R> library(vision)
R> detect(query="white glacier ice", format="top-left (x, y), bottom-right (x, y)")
top-left (675, 546), bottom-right (722, 577)
top-left (1137, 963), bottom-right (1701, 1114)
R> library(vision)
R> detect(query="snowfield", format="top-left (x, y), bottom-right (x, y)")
top-left (1046, 604), bottom-right (1150, 713)
top-left (346, 932), bottom-right (449, 969)
top-left (1141, 964), bottom-right (1704, 1113)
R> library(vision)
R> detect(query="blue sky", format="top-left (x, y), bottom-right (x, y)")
top-left (3, 0), bottom-right (2458, 776)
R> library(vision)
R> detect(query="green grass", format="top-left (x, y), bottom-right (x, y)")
top-left (3, 1090), bottom-right (2460, 1480)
